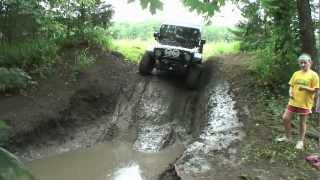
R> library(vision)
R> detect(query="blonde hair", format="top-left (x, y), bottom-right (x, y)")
top-left (298, 53), bottom-right (311, 61)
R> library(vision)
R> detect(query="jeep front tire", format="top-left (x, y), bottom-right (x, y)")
top-left (139, 52), bottom-right (155, 75)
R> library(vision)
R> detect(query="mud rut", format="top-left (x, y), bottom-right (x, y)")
top-left (11, 59), bottom-right (245, 180)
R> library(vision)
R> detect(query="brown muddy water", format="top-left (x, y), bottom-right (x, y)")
top-left (27, 141), bottom-right (184, 180)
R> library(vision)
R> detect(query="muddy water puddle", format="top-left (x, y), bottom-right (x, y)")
top-left (27, 141), bottom-right (184, 180)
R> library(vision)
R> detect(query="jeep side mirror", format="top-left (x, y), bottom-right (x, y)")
top-left (199, 39), bottom-right (206, 53)
top-left (154, 32), bottom-right (160, 40)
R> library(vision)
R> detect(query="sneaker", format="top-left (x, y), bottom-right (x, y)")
top-left (276, 136), bottom-right (291, 142)
top-left (295, 140), bottom-right (304, 150)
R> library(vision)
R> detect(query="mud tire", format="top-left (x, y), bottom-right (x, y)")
top-left (139, 53), bottom-right (155, 75)
top-left (186, 65), bottom-right (201, 89)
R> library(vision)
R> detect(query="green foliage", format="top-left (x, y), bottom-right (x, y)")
top-left (112, 39), bottom-right (152, 63)
top-left (248, 46), bottom-right (298, 90)
top-left (204, 41), bottom-right (240, 58)
top-left (203, 26), bottom-right (236, 42)
top-left (0, 0), bottom-right (115, 92)
top-left (83, 27), bottom-right (113, 49)
top-left (129, 0), bottom-right (163, 14)
top-left (0, 68), bottom-right (33, 92)
top-left (0, 120), bottom-right (11, 146)
top-left (0, 39), bottom-right (58, 78)
top-left (0, 147), bottom-right (35, 180)
top-left (233, 0), bottom-right (301, 91)
top-left (110, 21), bottom-right (161, 40)
top-left (182, 0), bottom-right (225, 17)
top-left (110, 21), bottom-right (236, 43)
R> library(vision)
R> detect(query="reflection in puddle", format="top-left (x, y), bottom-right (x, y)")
top-left (112, 163), bottom-right (144, 180)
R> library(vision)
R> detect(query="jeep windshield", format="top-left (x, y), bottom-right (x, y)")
top-left (159, 24), bottom-right (201, 49)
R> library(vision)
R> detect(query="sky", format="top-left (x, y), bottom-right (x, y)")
top-left (105, 0), bottom-right (244, 27)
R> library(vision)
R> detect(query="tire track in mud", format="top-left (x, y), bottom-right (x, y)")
top-left (133, 74), bottom-right (206, 153)
top-left (158, 60), bottom-right (245, 180)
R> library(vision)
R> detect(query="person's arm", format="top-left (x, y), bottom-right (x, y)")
top-left (289, 86), bottom-right (294, 99)
top-left (299, 85), bottom-right (318, 92)
top-left (300, 74), bottom-right (319, 92)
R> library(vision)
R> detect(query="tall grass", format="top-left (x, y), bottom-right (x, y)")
top-left (203, 41), bottom-right (240, 59)
top-left (112, 39), bottom-right (155, 63)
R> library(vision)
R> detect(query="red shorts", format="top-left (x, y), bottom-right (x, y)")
top-left (287, 105), bottom-right (311, 115)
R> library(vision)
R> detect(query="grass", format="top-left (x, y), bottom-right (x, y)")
top-left (112, 39), bottom-right (240, 63)
top-left (203, 41), bottom-right (240, 59)
top-left (112, 39), bottom-right (155, 63)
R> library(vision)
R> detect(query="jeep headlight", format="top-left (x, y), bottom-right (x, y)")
top-left (155, 49), bottom-right (162, 57)
top-left (184, 52), bottom-right (192, 62)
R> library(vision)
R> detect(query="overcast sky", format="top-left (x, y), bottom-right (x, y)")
top-left (105, 0), bottom-right (244, 27)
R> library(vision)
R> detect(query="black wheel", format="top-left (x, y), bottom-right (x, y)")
top-left (186, 65), bottom-right (201, 89)
top-left (139, 53), bottom-right (155, 75)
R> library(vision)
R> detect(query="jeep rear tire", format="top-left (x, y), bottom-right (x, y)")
top-left (186, 65), bottom-right (201, 89)
top-left (139, 53), bottom-right (155, 75)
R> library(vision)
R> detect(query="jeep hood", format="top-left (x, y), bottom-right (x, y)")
top-left (147, 43), bottom-right (199, 53)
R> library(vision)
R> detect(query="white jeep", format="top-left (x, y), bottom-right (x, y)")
top-left (139, 21), bottom-right (206, 89)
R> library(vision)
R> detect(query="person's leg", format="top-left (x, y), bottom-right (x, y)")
top-left (317, 115), bottom-right (320, 147)
top-left (299, 114), bottom-right (308, 141)
top-left (282, 109), bottom-right (294, 140)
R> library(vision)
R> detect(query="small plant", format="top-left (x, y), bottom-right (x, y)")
top-left (72, 49), bottom-right (95, 79)
top-left (0, 68), bottom-right (33, 92)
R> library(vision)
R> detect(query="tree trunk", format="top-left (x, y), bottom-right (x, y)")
top-left (297, 0), bottom-right (318, 70)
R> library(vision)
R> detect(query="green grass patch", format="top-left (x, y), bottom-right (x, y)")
top-left (203, 41), bottom-right (240, 59)
top-left (112, 39), bottom-right (154, 63)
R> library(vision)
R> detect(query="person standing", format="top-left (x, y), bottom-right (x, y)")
top-left (277, 53), bottom-right (319, 150)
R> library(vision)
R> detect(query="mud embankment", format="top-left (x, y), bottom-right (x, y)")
top-left (3, 52), bottom-right (245, 179)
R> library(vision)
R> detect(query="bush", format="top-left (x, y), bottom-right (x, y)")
top-left (0, 39), bottom-right (58, 78)
top-left (83, 27), bottom-right (113, 49)
top-left (248, 47), bottom-right (297, 91)
top-left (0, 68), bottom-right (33, 92)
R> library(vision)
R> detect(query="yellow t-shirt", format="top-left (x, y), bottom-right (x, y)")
top-left (288, 70), bottom-right (319, 110)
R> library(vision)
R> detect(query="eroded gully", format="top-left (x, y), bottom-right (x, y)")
top-left (24, 61), bottom-right (244, 180)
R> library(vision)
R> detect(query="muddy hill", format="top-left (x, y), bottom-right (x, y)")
top-left (1, 49), bottom-right (319, 179)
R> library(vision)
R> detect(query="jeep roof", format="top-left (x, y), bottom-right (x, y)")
top-left (162, 20), bottom-right (202, 31)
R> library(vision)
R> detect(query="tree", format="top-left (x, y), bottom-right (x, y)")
top-left (296, 0), bottom-right (318, 70)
